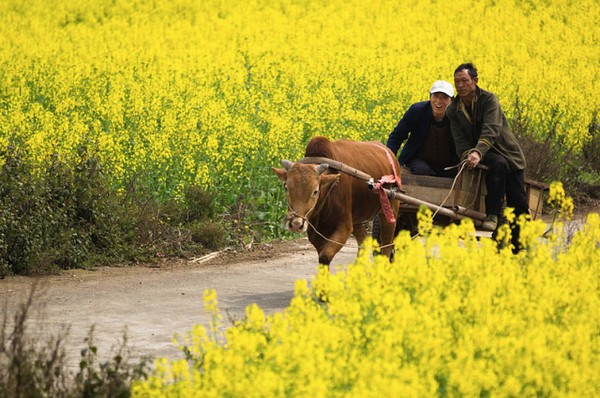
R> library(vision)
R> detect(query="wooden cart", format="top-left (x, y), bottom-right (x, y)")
top-left (381, 165), bottom-right (549, 231)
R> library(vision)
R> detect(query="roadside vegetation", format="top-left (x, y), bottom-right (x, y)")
top-left (1, 285), bottom-right (152, 397)
top-left (0, 139), bottom-right (241, 276)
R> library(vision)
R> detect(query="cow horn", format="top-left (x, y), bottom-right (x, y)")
top-left (316, 163), bottom-right (329, 175)
top-left (281, 159), bottom-right (294, 171)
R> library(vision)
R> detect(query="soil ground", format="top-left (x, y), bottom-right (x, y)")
top-left (0, 237), bottom-right (359, 369)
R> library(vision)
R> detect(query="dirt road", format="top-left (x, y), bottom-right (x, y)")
top-left (0, 238), bottom-right (358, 368)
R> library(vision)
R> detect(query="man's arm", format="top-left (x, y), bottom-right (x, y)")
top-left (472, 94), bottom-right (503, 160)
top-left (386, 104), bottom-right (416, 155)
top-left (447, 108), bottom-right (471, 161)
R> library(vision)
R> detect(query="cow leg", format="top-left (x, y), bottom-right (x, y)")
top-left (310, 227), bottom-right (352, 270)
top-left (352, 222), bottom-right (368, 257)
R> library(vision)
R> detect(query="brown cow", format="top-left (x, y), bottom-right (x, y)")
top-left (272, 136), bottom-right (401, 267)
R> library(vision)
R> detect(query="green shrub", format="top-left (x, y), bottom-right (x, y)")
top-left (0, 138), bottom-right (231, 275)
top-left (511, 99), bottom-right (600, 206)
top-left (73, 328), bottom-right (151, 398)
top-left (183, 185), bottom-right (216, 222)
top-left (0, 141), bottom-right (66, 275)
top-left (189, 220), bottom-right (226, 251)
top-left (0, 286), bottom-right (70, 397)
top-left (582, 112), bottom-right (600, 172)
top-left (0, 139), bottom-right (138, 275)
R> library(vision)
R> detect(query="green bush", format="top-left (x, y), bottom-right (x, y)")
top-left (0, 139), bottom-right (135, 275)
top-left (182, 185), bottom-right (216, 222)
top-left (189, 220), bottom-right (226, 251)
top-left (0, 286), bottom-right (70, 397)
top-left (582, 112), bottom-right (600, 173)
top-left (73, 328), bottom-right (151, 398)
top-left (0, 141), bottom-right (71, 275)
top-left (512, 99), bottom-right (600, 203)
top-left (0, 139), bottom-right (230, 276)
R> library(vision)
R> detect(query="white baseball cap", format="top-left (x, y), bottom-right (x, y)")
top-left (430, 80), bottom-right (454, 97)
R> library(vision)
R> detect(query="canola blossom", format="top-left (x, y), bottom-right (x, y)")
top-left (132, 214), bottom-right (600, 397)
top-left (0, 0), bottom-right (598, 221)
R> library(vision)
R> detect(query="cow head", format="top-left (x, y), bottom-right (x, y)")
top-left (272, 160), bottom-right (339, 232)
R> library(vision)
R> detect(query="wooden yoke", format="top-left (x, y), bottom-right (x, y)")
top-left (299, 157), bottom-right (373, 181)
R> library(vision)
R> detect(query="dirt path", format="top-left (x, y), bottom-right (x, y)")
top-left (0, 238), bottom-right (358, 368)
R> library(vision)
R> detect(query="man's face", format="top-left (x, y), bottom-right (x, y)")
top-left (453, 69), bottom-right (478, 100)
top-left (430, 92), bottom-right (452, 120)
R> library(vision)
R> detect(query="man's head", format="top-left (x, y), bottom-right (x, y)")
top-left (429, 80), bottom-right (453, 121)
top-left (453, 63), bottom-right (478, 102)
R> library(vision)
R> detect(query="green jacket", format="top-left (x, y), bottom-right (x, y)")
top-left (446, 87), bottom-right (526, 172)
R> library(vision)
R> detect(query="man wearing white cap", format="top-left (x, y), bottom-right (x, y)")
top-left (386, 80), bottom-right (459, 178)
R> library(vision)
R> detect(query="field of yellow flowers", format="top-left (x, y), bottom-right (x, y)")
top-left (1, 0), bottom-right (598, 222)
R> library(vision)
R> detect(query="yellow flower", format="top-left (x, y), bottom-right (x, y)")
top-left (548, 181), bottom-right (574, 219)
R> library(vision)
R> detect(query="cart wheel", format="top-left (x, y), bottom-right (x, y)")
top-left (371, 215), bottom-right (394, 261)
top-left (372, 212), bottom-right (418, 244)
top-left (396, 212), bottom-right (418, 236)
top-left (372, 215), bottom-right (382, 245)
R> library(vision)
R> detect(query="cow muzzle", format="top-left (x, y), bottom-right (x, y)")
top-left (284, 213), bottom-right (308, 233)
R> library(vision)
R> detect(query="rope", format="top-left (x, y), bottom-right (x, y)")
top-left (287, 191), bottom-right (320, 223)
top-left (306, 219), bottom-right (346, 247)
top-left (431, 161), bottom-right (467, 219)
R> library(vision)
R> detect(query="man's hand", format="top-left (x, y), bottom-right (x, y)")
top-left (466, 151), bottom-right (481, 170)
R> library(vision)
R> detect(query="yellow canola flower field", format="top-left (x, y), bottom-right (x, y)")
top-left (0, 0), bottom-right (598, 206)
top-left (133, 214), bottom-right (600, 397)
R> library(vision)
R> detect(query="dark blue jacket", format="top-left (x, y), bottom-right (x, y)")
top-left (386, 101), bottom-right (458, 166)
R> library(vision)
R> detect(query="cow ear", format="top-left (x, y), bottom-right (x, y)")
top-left (272, 167), bottom-right (287, 182)
top-left (320, 174), bottom-right (339, 187)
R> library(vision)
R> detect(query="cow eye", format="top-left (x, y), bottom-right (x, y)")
top-left (312, 189), bottom-right (319, 196)
top-left (283, 183), bottom-right (288, 191)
